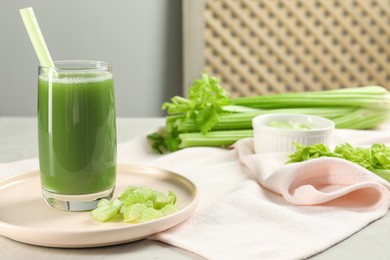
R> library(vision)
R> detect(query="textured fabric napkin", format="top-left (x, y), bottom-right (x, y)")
top-left (1, 128), bottom-right (390, 259)
top-left (115, 129), bottom-right (390, 260)
top-left (236, 140), bottom-right (390, 206)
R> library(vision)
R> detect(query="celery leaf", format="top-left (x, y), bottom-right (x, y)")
top-left (162, 73), bottom-right (231, 134)
top-left (287, 143), bottom-right (390, 182)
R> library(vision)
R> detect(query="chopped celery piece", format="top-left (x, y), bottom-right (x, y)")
top-left (118, 186), bottom-right (138, 198)
top-left (119, 186), bottom-right (154, 206)
top-left (122, 203), bottom-right (147, 223)
top-left (168, 191), bottom-right (177, 204)
top-left (91, 186), bottom-right (178, 223)
top-left (139, 208), bottom-right (164, 222)
top-left (160, 204), bottom-right (179, 216)
top-left (90, 199), bottom-right (122, 222)
top-left (97, 198), bottom-right (111, 207)
top-left (154, 194), bottom-right (172, 209)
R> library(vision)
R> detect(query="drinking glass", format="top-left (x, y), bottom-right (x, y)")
top-left (38, 60), bottom-right (117, 211)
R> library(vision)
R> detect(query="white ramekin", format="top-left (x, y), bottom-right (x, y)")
top-left (252, 113), bottom-right (335, 154)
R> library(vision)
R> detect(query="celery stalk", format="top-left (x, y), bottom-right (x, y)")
top-left (332, 108), bottom-right (390, 129)
top-left (179, 130), bottom-right (253, 148)
top-left (231, 86), bottom-right (390, 109)
top-left (148, 73), bottom-right (390, 153)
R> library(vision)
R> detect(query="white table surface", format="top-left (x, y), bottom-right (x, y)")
top-left (0, 117), bottom-right (389, 260)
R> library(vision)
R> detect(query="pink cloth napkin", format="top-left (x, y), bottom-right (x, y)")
top-left (236, 139), bottom-right (390, 206)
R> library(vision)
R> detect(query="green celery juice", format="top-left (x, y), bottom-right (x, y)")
top-left (38, 71), bottom-right (116, 195)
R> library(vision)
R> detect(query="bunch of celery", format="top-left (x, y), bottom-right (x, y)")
top-left (148, 73), bottom-right (390, 153)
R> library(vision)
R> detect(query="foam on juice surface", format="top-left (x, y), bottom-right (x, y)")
top-left (39, 71), bottom-right (112, 84)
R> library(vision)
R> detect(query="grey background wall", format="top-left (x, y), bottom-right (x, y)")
top-left (0, 0), bottom-right (182, 117)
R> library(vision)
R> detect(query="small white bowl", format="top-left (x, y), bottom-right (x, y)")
top-left (252, 113), bottom-right (335, 154)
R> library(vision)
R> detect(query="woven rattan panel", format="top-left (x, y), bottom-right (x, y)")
top-left (203, 0), bottom-right (390, 97)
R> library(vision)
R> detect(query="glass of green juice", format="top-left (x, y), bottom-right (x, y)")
top-left (38, 60), bottom-right (117, 211)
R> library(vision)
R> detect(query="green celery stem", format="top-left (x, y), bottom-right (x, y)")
top-left (179, 130), bottom-right (253, 148)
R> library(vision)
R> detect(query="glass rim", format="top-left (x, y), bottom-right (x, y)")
top-left (39, 60), bottom-right (111, 71)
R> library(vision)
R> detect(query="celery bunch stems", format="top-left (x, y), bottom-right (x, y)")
top-left (176, 107), bottom-right (361, 132)
top-left (148, 73), bottom-right (390, 153)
